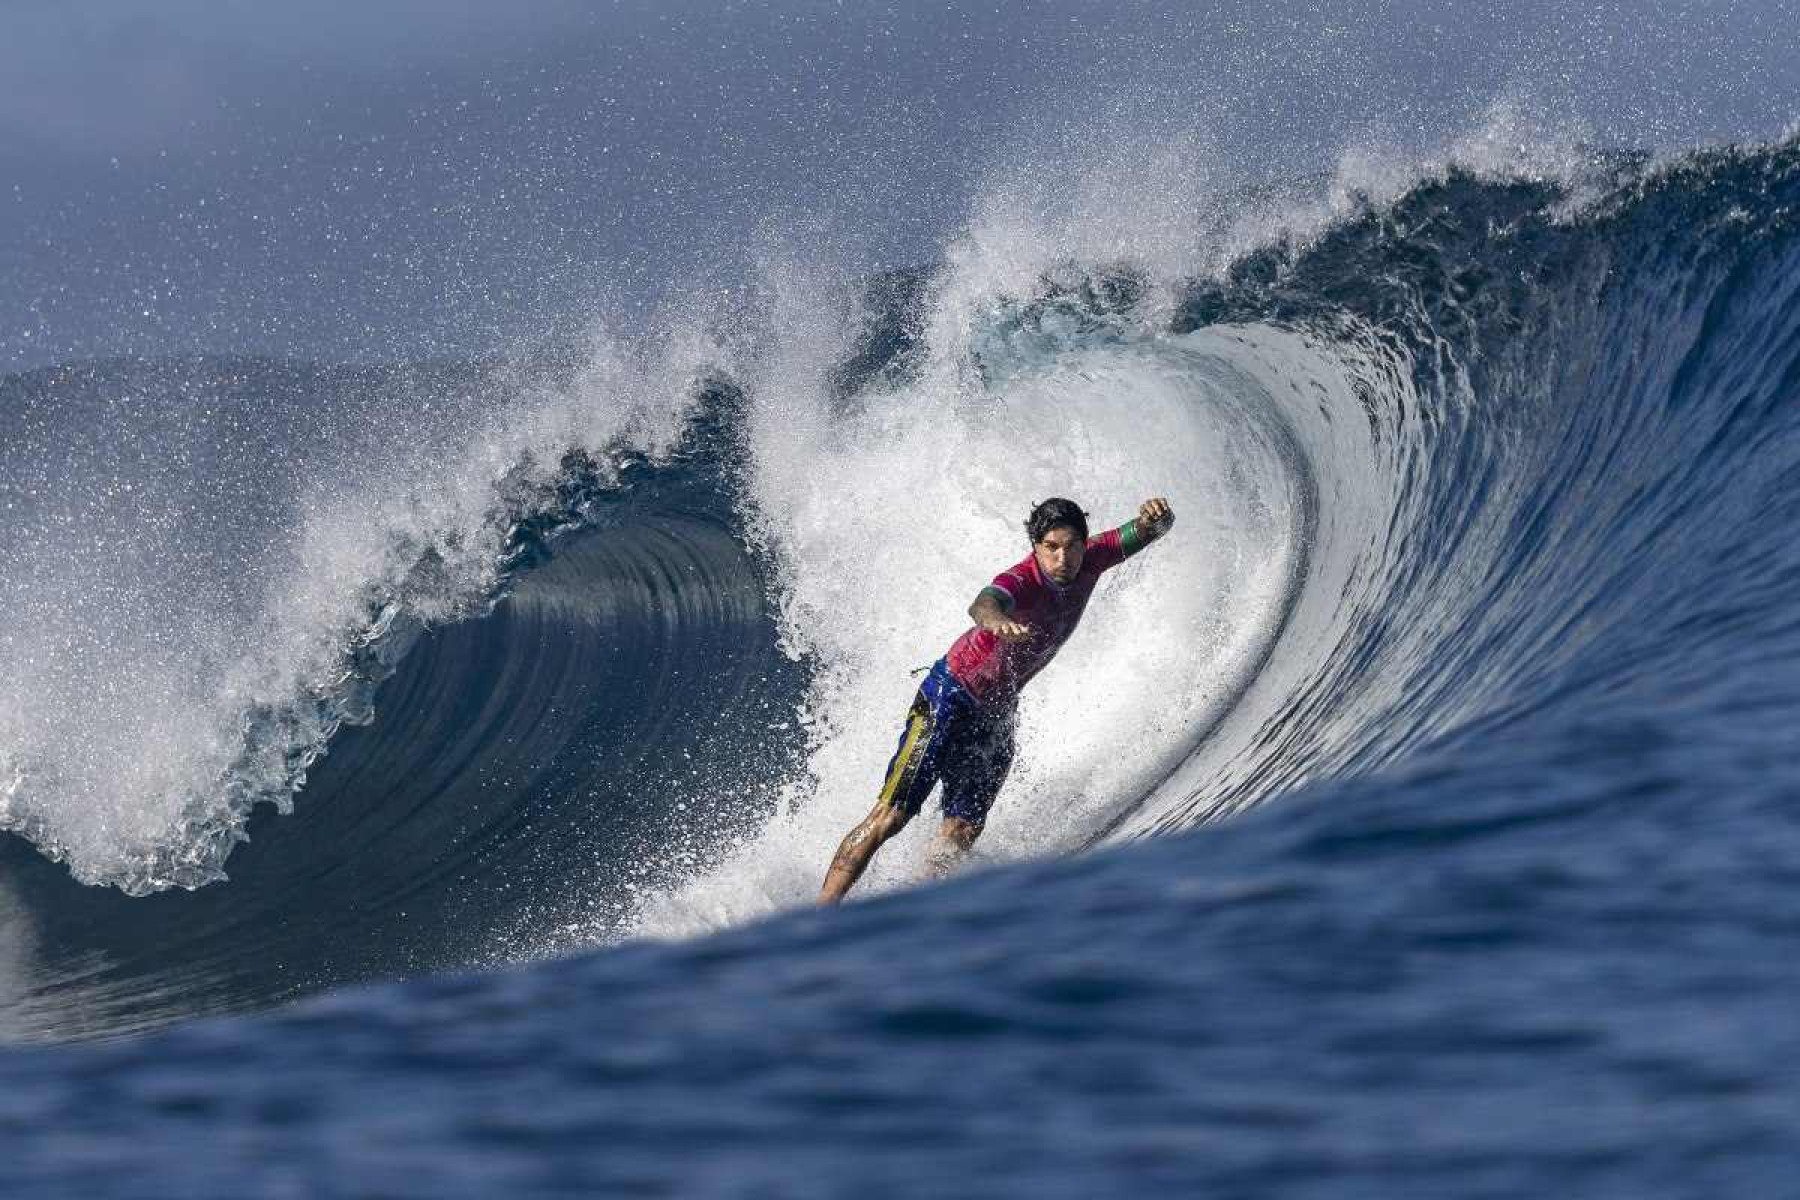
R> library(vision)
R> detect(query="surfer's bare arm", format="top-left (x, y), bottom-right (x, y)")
top-left (969, 589), bottom-right (1031, 643)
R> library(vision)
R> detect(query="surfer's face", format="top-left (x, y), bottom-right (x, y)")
top-left (1033, 526), bottom-right (1085, 585)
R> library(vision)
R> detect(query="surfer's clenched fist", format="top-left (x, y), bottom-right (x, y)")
top-left (1138, 496), bottom-right (1174, 533)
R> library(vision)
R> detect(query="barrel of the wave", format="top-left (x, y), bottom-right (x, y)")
top-left (819, 496), bottom-right (1177, 903)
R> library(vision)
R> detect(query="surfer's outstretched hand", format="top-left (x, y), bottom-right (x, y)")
top-left (990, 617), bottom-right (1033, 644)
top-left (1139, 497), bottom-right (1175, 532)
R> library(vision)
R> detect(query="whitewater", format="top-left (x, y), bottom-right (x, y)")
top-left (3, 109), bottom-right (1800, 1194)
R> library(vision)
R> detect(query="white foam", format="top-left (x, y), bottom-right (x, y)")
top-left (633, 239), bottom-right (1308, 940)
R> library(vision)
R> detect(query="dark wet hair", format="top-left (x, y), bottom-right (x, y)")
top-left (1025, 497), bottom-right (1089, 543)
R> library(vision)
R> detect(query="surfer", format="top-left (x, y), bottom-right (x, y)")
top-left (819, 496), bottom-right (1175, 904)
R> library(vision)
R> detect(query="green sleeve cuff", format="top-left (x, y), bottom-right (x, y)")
top-left (1120, 518), bottom-right (1145, 557)
top-left (978, 585), bottom-right (1014, 611)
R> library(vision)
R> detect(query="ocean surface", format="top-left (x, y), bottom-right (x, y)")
top-left (2, 133), bottom-right (1799, 1195)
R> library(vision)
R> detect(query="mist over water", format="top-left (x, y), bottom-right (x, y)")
top-left (7, 1), bottom-right (1796, 369)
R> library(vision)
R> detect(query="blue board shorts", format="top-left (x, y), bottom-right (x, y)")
top-left (875, 659), bottom-right (1017, 828)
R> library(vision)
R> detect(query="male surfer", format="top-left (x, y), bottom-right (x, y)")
top-left (818, 495), bottom-right (1175, 904)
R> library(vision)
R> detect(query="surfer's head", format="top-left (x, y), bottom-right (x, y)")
top-left (1026, 497), bottom-right (1088, 585)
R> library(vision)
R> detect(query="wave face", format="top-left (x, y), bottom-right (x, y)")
top-left (2, 133), bottom-right (1800, 1191)
top-left (1129, 145), bottom-right (1800, 830)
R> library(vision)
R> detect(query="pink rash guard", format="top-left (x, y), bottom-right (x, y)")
top-left (943, 521), bottom-right (1149, 705)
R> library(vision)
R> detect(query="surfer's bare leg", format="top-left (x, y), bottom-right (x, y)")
top-left (924, 816), bottom-right (981, 879)
top-left (819, 800), bottom-right (913, 904)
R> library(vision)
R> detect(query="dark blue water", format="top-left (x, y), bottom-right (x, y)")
top-left (2, 139), bottom-right (1799, 1195)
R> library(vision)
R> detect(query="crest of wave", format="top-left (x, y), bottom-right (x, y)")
top-left (0, 315), bottom-right (725, 894)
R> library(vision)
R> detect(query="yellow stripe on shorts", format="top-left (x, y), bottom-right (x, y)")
top-left (877, 704), bottom-right (933, 811)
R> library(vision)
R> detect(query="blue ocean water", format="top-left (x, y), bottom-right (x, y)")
top-left (2, 136), bottom-right (1799, 1195)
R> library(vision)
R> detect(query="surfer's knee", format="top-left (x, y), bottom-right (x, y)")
top-left (870, 802), bottom-right (913, 841)
top-left (941, 816), bottom-right (982, 850)
top-left (837, 803), bottom-right (909, 862)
